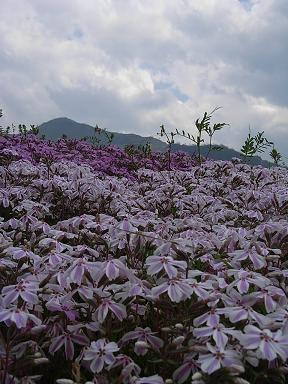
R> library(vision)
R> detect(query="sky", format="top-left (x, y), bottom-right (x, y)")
top-left (0, 0), bottom-right (287, 159)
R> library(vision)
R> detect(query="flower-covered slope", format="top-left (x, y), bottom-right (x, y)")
top-left (0, 134), bottom-right (196, 178)
top-left (0, 135), bottom-right (288, 384)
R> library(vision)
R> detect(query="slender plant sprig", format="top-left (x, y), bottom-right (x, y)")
top-left (0, 109), bottom-right (11, 136)
top-left (0, 108), bottom-right (4, 136)
top-left (203, 118), bottom-right (228, 159)
top-left (157, 124), bottom-right (176, 171)
top-left (175, 107), bottom-right (228, 164)
top-left (29, 124), bottom-right (39, 135)
top-left (96, 124), bottom-right (114, 145)
top-left (0, 110), bottom-right (38, 137)
top-left (88, 124), bottom-right (115, 147)
top-left (240, 128), bottom-right (273, 162)
top-left (137, 142), bottom-right (152, 157)
top-left (17, 124), bottom-right (39, 136)
top-left (269, 146), bottom-right (282, 166)
top-left (18, 124), bottom-right (28, 136)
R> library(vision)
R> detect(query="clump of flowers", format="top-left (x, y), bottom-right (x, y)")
top-left (0, 132), bottom-right (288, 383)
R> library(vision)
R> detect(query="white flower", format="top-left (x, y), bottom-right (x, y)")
top-left (146, 255), bottom-right (186, 278)
top-left (83, 339), bottom-right (119, 373)
top-left (238, 325), bottom-right (288, 361)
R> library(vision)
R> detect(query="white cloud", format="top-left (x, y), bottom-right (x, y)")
top-left (0, 0), bottom-right (287, 158)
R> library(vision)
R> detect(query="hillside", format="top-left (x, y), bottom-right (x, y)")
top-left (39, 117), bottom-right (167, 152)
top-left (39, 117), bottom-right (272, 166)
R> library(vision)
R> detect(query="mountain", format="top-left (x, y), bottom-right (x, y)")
top-left (39, 117), bottom-right (167, 151)
top-left (40, 118), bottom-right (95, 140)
top-left (39, 117), bottom-right (272, 167)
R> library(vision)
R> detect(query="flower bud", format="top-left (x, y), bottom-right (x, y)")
top-left (161, 327), bottom-right (171, 332)
top-left (192, 372), bottom-right (202, 380)
top-left (165, 380), bottom-right (173, 384)
top-left (192, 381), bottom-right (205, 384)
top-left (33, 357), bottom-right (49, 365)
top-left (15, 232), bottom-right (23, 241)
top-left (172, 336), bottom-right (185, 345)
top-left (134, 340), bottom-right (150, 356)
top-left (175, 323), bottom-right (184, 330)
top-left (56, 380), bottom-right (75, 384)
top-left (135, 341), bottom-right (149, 349)
top-left (31, 325), bottom-right (46, 335)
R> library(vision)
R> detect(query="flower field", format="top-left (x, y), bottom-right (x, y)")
top-left (1, 134), bottom-right (288, 384)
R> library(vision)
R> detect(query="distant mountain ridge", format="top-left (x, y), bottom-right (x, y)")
top-left (39, 117), bottom-right (167, 151)
top-left (39, 117), bottom-right (272, 167)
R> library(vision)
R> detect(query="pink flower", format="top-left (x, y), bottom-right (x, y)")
top-left (188, 279), bottom-right (212, 300)
top-left (145, 255), bottom-right (186, 278)
top-left (198, 343), bottom-right (243, 374)
top-left (267, 308), bottom-right (288, 333)
top-left (4, 246), bottom-right (40, 263)
top-left (193, 307), bottom-right (220, 327)
top-left (49, 331), bottom-right (88, 360)
top-left (97, 258), bottom-right (128, 281)
top-left (0, 307), bottom-right (41, 329)
top-left (119, 327), bottom-right (163, 355)
top-left (172, 353), bottom-right (198, 384)
top-left (193, 323), bottom-right (240, 349)
top-left (1, 280), bottom-right (38, 306)
top-left (118, 218), bottom-right (138, 233)
top-left (238, 325), bottom-right (288, 361)
top-left (220, 289), bottom-right (270, 326)
top-left (229, 245), bottom-right (267, 270)
top-left (152, 278), bottom-right (193, 302)
top-left (227, 269), bottom-right (270, 294)
top-left (66, 257), bottom-right (91, 285)
top-left (252, 286), bottom-right (286, 313)
top-left (1, 192), bottom-right (10, 208)
top-left (107, 354), bottom-right (141, 381)
top-left (46, 295), bottom-right (77, 321)
top-left (96, 298), bottom-right (127, 323)
top-left (83, 339), bottom-right (119, 373)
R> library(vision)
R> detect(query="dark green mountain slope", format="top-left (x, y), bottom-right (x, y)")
top-left (39, 117), bottom-right (166, 151)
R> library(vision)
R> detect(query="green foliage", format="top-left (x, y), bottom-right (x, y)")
top-left (137, 142), bottom-right (152, 157)
top-left (86, 124), bottom-right (114, 147)
top-left (96, 124), bottom-right (114, 145)
top-left (1, 109), bottom-right (39, 137)
top-left (157, 124), bottom-right (176, 171)
top-left (0, 109), bottom-right (3, 136)
top-left (241, 129), bottom-right (273, 161)
top-left (124, 144), bottom-right (137, 156)
top-left (175, 107), bottom-right (228, 164)
top-left (29, 124), bottom-right (39, 135)
top-left (158, 124), bottom-right (176, 146)
top-left (270, 147), bottom-right (282, 165)
top-left (18, 124), bottom-right (39, 136)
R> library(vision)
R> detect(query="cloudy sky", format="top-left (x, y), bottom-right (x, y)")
top-left (1, 0), bottom-right (287, 158)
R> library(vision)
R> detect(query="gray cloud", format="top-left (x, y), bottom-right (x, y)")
top-left (0, 0), bottom-right (287, 160)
